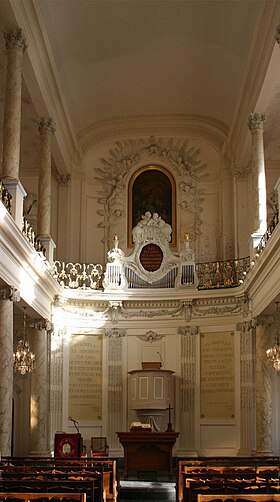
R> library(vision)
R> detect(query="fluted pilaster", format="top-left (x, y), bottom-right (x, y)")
top-left (178, 326), bottom-right (198, 454)
top-left (37, 118), bottom-right (56, 238)
top-left (255, 319), bottom-right (272, 455)
top-left (50, 327), bottom-right (64, 449)
top-left (105, 328), bottom-right (125, 450)
top-left (30, 321), bottom-right (51, 455)
top-left (2, 29), bottom-right (27, 180)
top-left (237, 320), bottom-right (255, 455)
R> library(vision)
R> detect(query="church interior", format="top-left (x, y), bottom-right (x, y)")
top-left (0, 0), bottom-right (280, 500)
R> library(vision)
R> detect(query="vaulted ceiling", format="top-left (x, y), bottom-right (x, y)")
top-left (0, 0), bottom-right (280, 175)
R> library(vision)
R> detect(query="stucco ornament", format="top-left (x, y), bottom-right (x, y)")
top-left (138, 331), bottom-right (164, 343)
top-left (95, 136), bottom-right (207, 250)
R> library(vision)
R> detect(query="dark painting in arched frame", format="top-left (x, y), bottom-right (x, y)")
top-left (128, 165), bottom-right (176, 247)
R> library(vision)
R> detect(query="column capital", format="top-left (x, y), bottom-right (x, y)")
top-left (30, 319), bottom-right (54, 333)
top-left (275, 25), bottom-right (280, 45)
top-left (248, 112), bottom-right (266, 132)
top-left (56, 172), bottom-right (71, 186)
top-left (236, 319), bottom-right (256, 333)
top-left (4, 29), bottom-right (28, 52)
top-left (105, 328), bottom-right (126, 338)
top-left (0, 286), bottom-right (20, 302)
top-left (178, 326), bottom-right (199, 336)
top-left (38, 118), bottom-right (56, 134)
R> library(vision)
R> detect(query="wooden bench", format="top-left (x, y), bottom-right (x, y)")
top-left (0, 493), bottom-right (86, 502)
top-left (197, 494), bottom-right (280, 502)
top-left (0, 458), bottom-right (118, 502)
top-left (0, 478), bottom-right (96, 502)
top-left (177, 458), bottom-right (280, 502)
top-left (0, 457), bottom-right (118, 502)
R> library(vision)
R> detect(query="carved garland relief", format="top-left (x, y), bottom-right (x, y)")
top-left (94, 136), bottom-right (207, 252)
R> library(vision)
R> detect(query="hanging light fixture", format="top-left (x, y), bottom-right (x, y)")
top-left (13, 307), bottom-right (35, 375)
top-left (266, 302), bottom-right (280, 372)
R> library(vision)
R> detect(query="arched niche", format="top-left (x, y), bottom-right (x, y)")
top-left (128, 165), bottom-right (176, 247)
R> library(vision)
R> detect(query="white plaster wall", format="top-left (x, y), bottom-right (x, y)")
top-left (76, 133), bottom-right (234, 265)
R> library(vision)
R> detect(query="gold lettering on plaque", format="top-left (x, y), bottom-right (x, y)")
top-left (68, 335), bottom-right (102, 421)
top-left (200, 332), bottom-right (235, 420)
top-left (140, 243), bottom-right (163, 271)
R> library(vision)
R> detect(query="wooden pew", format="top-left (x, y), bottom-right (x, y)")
top-left (197, 495), bottom-right (280, 502)
top-left (177, 458), bottom-right (280, 502)
top-left (0, 458), bottom-right (118, 502)
top-left (0, 493), bottom-right (86, 502)
top-left (0, 478), bottom-right (96, 502)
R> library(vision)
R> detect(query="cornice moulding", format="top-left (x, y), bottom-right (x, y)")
top-left (78, 114), bottom-right (229, 156)
top-left (9, 0), bottom-right (78, 173)
top-left (225, 0), bottom-right (280, 167)
top-left (0, 205), bottom-right (61, 317)
top-left (244, 225), bottom-right (280, 316)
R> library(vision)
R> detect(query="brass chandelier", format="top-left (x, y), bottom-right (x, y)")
top-left (13, 307), bottom-right (35, 375)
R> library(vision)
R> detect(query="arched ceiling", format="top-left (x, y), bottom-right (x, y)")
top-left (37, 0), bottom-right (262, 134)
top-left (0, 0), bottom-right (280, 174)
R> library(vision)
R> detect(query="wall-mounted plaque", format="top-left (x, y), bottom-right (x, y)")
top-left (140, 243), bottom-right (163, 271)
top-left (68, 335), bottom-right (102, 421)
top-left (200, 331), bottom-right (235, 420)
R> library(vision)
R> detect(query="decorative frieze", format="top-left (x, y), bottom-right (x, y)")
top-left (53, 295), bottom-right (249, 323)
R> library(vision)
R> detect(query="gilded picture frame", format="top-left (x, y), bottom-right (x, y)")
top-left (128, 165), bottom-right (176, 247)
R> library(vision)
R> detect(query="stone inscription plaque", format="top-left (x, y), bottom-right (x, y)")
top-left (68, 335), bottom-right (102, 421)
top-left (140, 243), bottom-right (163, 271)
top-left (200, 331), bottom-right (235, 420)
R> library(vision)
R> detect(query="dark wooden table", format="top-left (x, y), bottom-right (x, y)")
top-left (117, 431), bottom-right (179, 477)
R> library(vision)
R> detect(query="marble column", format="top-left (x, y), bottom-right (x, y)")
top-left (29, 320), bottom-right (51, 455)
top-left (237, 321), bottom-right (255, 455)
top-left (255, 319), bottom-right (273, 455)
top-left (178, 326), bottom-right (198, 455)
top-left (105, 328), bottom-right (125, 452)
top-left (37, 118), bottom-right (56, 263)
top-left (0, 287), bottom-right (20, 455)
top-left (2, 30), bottom-right (27, 228)
top-left (248, 113), bottom-right (267, 254)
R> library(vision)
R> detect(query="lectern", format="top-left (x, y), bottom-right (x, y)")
top-left (117, 431), bottom-right (179, 477)
top-left (54, 432), bottom-right (83, 457)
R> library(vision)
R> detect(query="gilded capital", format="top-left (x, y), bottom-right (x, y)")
top-left (4, 29), bottom-right (28, 52)
top-left (248, 112), bottom-right (266, 132)
top-left (38, 118), bottom-right (56, 135)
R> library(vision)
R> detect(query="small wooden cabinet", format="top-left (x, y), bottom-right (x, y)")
top-left (117, 431), bottom-right (179, 477)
